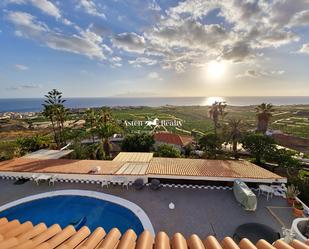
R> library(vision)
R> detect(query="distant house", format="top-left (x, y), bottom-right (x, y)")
top-left (153, 132), bottom-right (194, 152)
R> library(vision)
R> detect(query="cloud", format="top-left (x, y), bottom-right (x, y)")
top-left (147, 20), bottom-right (229, 51)
top-left (148, 0), bottom-right (161, 11)
top-left (7, 11), bottom-right (107, 60)
top-left (7, 0), bottom-right (62, 19)
top-left (236, 69), bottom-right (285, 78)
top-left (290, 10), bottom-right (309, 26)
top-left (298, 43), bottom-right (309, 54)
top-left (78, 0), bottom-right (105, 18)
top-left (112, 32), bottom-right (145, 53)
top-left (129, 57), bottom-right (157, 67)
top-left (15, 64), bottom-right (29, 70)
top-left (147, 72), bottom-right (162, 80)
top-left (222, 42), bottom-right (252, 62)
top-left (30, 0), bottom-right (61, 19)
top-left (6, 84), bottom-right (42, 90)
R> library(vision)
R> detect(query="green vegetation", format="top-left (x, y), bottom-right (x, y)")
top-left (154, 144), bottom-right (181, 158)
top-left (198, 133), bottom-right (222, 159)
top-left (42, 89), bottom-right (68, 149)
top-left (16, 135), bottom-right (51, 155)
top-left (121, 133), bottom-right (154, 152)
top-left (242, 133), bottom-right (275, 165)
top-left (0, 90), bottom-right (308, 203)
top-left (0, 141), bottom-right (20, 161)
top-left (255, 103), bottom-right (275, 133)
top-left (224, 118), bottom-right (243, 158)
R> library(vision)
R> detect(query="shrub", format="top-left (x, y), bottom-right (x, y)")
top-left (154, 144), bottom-right (181, 158)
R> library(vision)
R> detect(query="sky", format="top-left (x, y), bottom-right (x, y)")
top-left (0, 0), bottom-right (309, 98)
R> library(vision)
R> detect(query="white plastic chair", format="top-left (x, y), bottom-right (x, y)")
top-left (101, 180), bottom-right (110, 189)
top-left (122, 180), bottom-right (130, 190)
top-left (49, 175), bottom-right (58, 186)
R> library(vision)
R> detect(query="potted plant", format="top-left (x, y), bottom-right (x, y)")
top-left (286, 184), bottom-right (300, 205)
top-left (293, 201), bottom-right (304, 217)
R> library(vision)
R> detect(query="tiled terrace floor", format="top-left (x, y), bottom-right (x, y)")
top-left (0, 179), bottom-right (294, 240)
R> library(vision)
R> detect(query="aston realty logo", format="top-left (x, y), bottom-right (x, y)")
top-left (123, 118), bottom-right (182, 127)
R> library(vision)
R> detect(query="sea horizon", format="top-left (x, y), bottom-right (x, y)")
top-left (0, 96), bottom-right (309, 113)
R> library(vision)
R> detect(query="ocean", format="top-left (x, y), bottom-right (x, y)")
top-left (0, 96), bottom-right (308, 113)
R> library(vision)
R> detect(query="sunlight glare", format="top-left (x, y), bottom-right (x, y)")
top-left (206, 61), bottom-right (226, 79)
top-left (204, 96), bottom-right (225, 106)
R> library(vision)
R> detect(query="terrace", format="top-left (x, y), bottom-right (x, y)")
top-left (0, 178), bottom-right (293, 239)
top-left (0, 152), bottom-right (302, 248)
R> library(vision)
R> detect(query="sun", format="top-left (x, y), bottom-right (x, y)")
top-left (206, 60), bottom-right (226, 79)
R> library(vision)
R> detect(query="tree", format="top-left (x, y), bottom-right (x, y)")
top-left (95, 108), bottom-right (120, 159)
top-left (255, 103), bottom-right (274, 133)
top-left (209, 101), bottom-right (227, 136)
top-left (121, 133), bottom-right (155, 152)
top-left (154, 144), bottom-right (181, 158)
top-left (198, 133), bottom-right (222, 159)
top-left (226, 118), bottom-right (243, 158)
top-left (16, 135), bottom-right (51, 155)
top-left (265, 148), bottom-right (301, 175)
top-left (242, 133), bottom-right (275, 165)
top-left (42, 89), bottom-right (68, 148)
top-left (85, 108), bottom-right (97, 143)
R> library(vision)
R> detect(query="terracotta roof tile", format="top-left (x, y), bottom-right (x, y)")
top-left (0, 158), bottom-right (124, 175)
top-left (147, 158), bottom-right (284, 180)
top-left (154, 133), bottom-right (193, 146)
top-left (0, 217), bottom-right (309, 249)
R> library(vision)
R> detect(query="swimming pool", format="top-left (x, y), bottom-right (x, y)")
top-left (0, 190), bottom-right (154, 236)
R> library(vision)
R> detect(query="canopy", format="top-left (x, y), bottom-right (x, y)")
top-left (233, 180), bottom-right (257, 211)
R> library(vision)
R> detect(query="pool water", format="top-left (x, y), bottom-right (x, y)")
top-left (0, 195), bottom-right (144, 235)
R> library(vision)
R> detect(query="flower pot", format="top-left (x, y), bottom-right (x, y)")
top-left (293, 207), bottom-right (304, 217)
top-left (287, 198), bottom-right (295, 206)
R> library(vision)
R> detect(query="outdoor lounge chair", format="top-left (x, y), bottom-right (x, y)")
top-left (101, 180), bottom-right (110, 188)
top-left (49, 175), bottom-right (58, 186)
top-left (258, 184), bottom-right (274, 200)
top-left (122, 180), bottom-right (130, 190)
top-left (34, 174), bottom-right (52, 185)
top-left (150, 179), bottom-right (161, 190)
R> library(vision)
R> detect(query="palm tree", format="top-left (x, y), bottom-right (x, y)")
top-left (226, 118), bottom-right (242, 158)
top-left (255, 103), bottom-right (274, 133)
top-left (42, 89), bottom-right (67, 149)
top-left (209, 101), bottom-right (227, 136)
top-left (85, 109), bottom-right (97, 143)
top-left (95, 108), bottom-right (120, 159)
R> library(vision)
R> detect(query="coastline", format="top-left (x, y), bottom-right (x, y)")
top-left (0, 96), bottom-right (309, 113)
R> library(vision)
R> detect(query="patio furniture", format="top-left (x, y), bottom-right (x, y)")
top-left (233, 223), bottom-right (280, 244)
top-left (133, 178), bottom-right (144, 190)
top-left (49, 175), bottom-right (58, 186)
top-left (258, 184), bottom-right (274, 200)
top-left (101, 180), bottom-right (110, 188)
top-left (34, 175), bottom-right (52, 185)
top-left (122, 180), bottom-right (130, 190)
top-left (111, 176), bottom-right (126, 186)
top-left (150, 179), bottom-right (161, 190)
top-left (233, 180), bottom-right (257, 211)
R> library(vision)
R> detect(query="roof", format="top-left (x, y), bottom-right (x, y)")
top-left (0, 158), bottom-right (124, 175)
top-left (0, 217), bottom-right (308, 249)
top-left (0, 155), bottom-right (286, 183)
top-left (113, 152), bottom-right (154, 163)
top-left (115, 163), bottom-right (149, 175)
top-left (154, 132), bottom-right (193, 146)
top-left (147, 158), bottom-right (285, 181)
top-left (22, 149), bottom-right (73, 160)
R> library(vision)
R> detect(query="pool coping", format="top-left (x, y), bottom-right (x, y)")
top-left (0, 189), bottom-right (155, 236)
